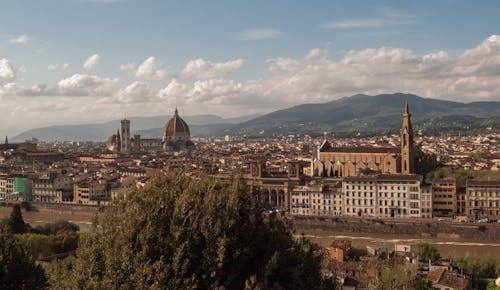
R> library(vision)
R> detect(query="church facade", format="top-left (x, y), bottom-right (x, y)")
top-left (312, 102), bottom-right (435, 178)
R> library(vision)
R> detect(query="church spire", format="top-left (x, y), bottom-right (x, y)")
top-left (4, 136), bottom-right (7, 144)
top-left (401, 101), bottom-right (414, 174)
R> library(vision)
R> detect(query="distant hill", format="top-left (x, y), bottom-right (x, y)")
top-left (12, 113), bottom-right (260, 141)
top-left (12, 93), bottom-right (500, 141)
top-left (222, 93), bottom-right (500, 136)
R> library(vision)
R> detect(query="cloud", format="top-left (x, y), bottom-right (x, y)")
top-left (2, 34), bottom-right (500, 126)
top-left (48, 64), bottom-right (58, 71)
top-left (83, 54), bottom-right (101, 70)
top-left (181, 58), bottom-right (244, 79)
top-left (236, 29), bottom-right (282, 40)
top-left (323, 7), bottom-right (422, 29)
top-left (135, 57), bottom-right (166, 80)
top-left (119, 62), bottom-right (136, 72)
top-left (152, 35), bottom-right (500, 111)
top-left (158, 79), bottom-right (189, 100)
top-left (57, 74), bottom-right (118, 96)
top-left (9, 34), bottom-right (29, 44)
top-left (115, 81), bottom-right (150, 103)
top-left (0, 59), bottom-right (16, 84)
top-left (48, 63), bottom-right (70, 71)
top-left (12, 102), bottom-right (69, 116)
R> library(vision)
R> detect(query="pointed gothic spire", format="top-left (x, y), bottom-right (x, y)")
top-left (404, 100), bottom-right (409, 115)
top-left (4, 136), bottom-right (8, 144)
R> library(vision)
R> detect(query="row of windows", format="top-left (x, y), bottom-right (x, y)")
top-left (345, 185), bottom-right (416, 191)
top-left (468, 191), bottom-right (500, 197)
top-left (470, 201), bottom-right (500, 207)
top-left (345, 191), bottom-right (409, 199)
top-left (434, 194), bottom-right (453, 198)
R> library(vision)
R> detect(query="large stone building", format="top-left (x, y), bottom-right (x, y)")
top-left (162, 108), bottom-right (195, 151)
top-left (106, 109), bottom-right (195, 152)
top-left (312, 102), bottom-right (435, 178)
top-left (467, 180), bottom-right (500, 219)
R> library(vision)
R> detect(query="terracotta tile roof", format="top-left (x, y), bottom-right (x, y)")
top-left (428, 268), bottom-right (470, 290)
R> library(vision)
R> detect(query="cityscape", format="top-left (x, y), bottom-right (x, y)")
top-left (1, 1), bottom-right (499, 289)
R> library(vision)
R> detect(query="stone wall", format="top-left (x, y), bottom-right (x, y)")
top-left (291, 216), bottom-right (500, 240)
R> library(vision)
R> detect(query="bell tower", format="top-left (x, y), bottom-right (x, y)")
top-left (401, 100), bottom-right (414, 174)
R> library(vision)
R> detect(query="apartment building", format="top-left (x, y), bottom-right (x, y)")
top-left (343, 174), bottom-right (423, 218)
top-left (420, 185), bottom-right (433, 218)
top-left (290, 181), bottom-right (342, 216)
top-left (32, 173), bottom-right (73, 202)
top-left (467, 180), bottom-right (500, 219)
top-left (432, 178), bottom-right (457, 217)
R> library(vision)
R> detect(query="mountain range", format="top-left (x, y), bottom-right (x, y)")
top-left (12, 93), bottom-right (500, 141)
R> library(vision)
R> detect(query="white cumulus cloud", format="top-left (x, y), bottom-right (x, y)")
top-left (119, 62), bottom-right (136, 72)
top-left (83, 54), bottom-right (101, 70)
top-left (181, 58), bottom-right (244, 79)
top-left (135, 57), bottom-right (166, 80)
top-left (158, 79), bottom-right (189, 100)
top-left (0, 59), bottom-right (16, 84)
top-left (57, 74), bottom-right (118, 96)
top-left (115, 81), bottom-right (150, 103)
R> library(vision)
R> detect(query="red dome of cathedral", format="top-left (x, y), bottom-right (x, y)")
top-left (162, 108), bottom-right (191, 142)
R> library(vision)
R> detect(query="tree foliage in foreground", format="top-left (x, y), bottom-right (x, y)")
top-left (7, 204), bottom-right (27, 234)
top-left (48, 173), bottom-right (331, 289)
top-left (0, 233), bottom-right (46, 289)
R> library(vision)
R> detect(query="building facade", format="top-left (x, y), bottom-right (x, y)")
top-left (342, 174), bottom-right (423, 218)
top-left (290, 181), bottom-right (343, 216)
top-left (467, 180), bottom-right (500, 219)
top-left (312, 102), bottom-right (436, 178)
top-left (120, 119), bottom-right (131, 153)
top-left (32, 173), bottom-right (73, 203)
top-left (432, 178), bottom-right (457, 217)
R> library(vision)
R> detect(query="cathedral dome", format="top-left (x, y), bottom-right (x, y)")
top-left (162, 108), bottom-right (191, 142)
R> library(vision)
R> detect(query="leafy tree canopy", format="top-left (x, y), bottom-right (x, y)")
top-left (0, 233), bottom-right (46, 289)
top-left (48, 173), bottom-right (331, 289)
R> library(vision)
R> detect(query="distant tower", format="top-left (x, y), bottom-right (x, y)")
top-left (401, 101), bottom-right (415, 174)
top-left (116, 129), bottom-right (121, 152)
top-left (4, 136), bottom-right (7, 144)
top-left (133, 134), bottom-right (141, 152)
top-left (121, 119), bottom-right (130, 153)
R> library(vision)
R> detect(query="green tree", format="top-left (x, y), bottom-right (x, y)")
top-left (7, 204), bottom-right (27, 234)
top-left (17, 233), bottom-right (52, 259)
top-left (48, 173), bottom-right (332, 289)
top-left (487, 281), bottom-right (500, 290)
top-left (0, 233), bottom-right (47, 289)
top-left (416, 243), bottom-right (441, 263)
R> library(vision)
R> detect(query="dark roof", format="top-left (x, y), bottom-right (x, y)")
top-left (321, 145), bottom-right (399, 154)
top-left (163, 109), bottom-right (191, 138)
top-left (467, 180), bottom-right (500, 187)
top-left (344, 174), bottom-right (422, 182)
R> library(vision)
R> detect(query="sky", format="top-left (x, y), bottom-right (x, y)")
top-left (0, 0), bottom-right (499, 136)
